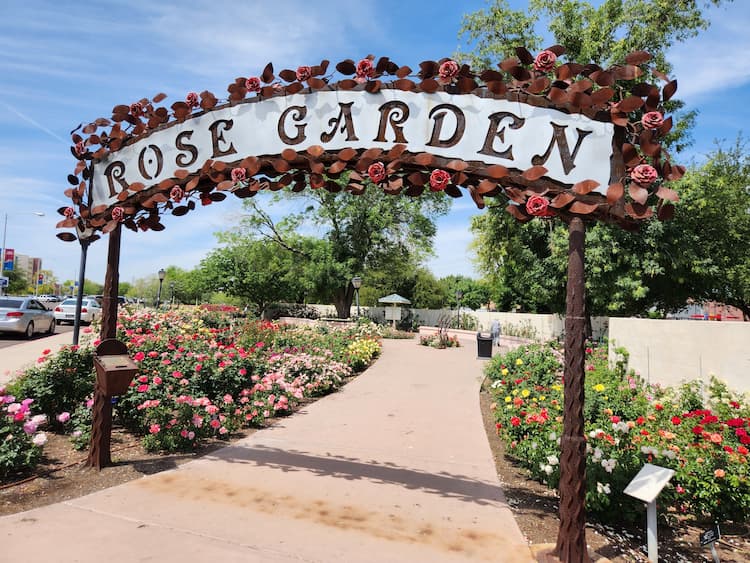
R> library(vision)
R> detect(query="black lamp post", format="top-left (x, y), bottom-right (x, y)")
top-left (455, 289), bottom-right (463, 328)
top-left (72, 224), bottom-right (98, 346)
top-left (156, 268), bottom-right (166, 308)
top-left (170, 282), bottom-right (175, 307)
top-left (351, 276), bottom-right (362, 318)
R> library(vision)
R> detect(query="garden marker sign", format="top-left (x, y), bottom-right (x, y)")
top-left (59, 47), bottom-right (683, 563)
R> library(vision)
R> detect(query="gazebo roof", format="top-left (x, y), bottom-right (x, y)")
top-left (378, 293), bottom-right (411, 305)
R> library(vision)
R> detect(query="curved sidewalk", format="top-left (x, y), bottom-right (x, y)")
top-left (0, 331), bottom-right (74, 386)
top-left (1, 338), bottom-right (533, 562)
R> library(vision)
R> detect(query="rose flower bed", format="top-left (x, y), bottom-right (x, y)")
top-left (487, 342), bottom-right (750, 525)
top-left (2, 307), bottom-right (381, 478)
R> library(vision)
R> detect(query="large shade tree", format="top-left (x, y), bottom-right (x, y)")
top-left (462, 0), bottom-right (734, 317)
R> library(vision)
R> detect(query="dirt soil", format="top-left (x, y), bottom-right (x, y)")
top-left (2, 385), bottom-right (748, 563)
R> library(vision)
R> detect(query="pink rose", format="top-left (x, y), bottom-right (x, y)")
top-left (367, 162), bottom-right (386, 183)
top-left (73, 141), bottom-right (86, 156)
top-left (438, 60), bottom-right (459, 84)
top-left (429, 169), bottom-right (451, 192)
top-left (170, 186), bottom-right (184, 203)
top-left (525, 195), bottom-right (552, 216)
top-left (185, 92), bottom-right (199, 108)
top-left (231, 167), bottom-right (247, 183)
top-left (149, 424), bottom-right (160, 434)
top-left (296, 66), bottom-right (312, 82)
top-left (631, 164), bottom-right (658, 186)
top-left (245, 76), bottom-right (261, 92)
top-left (129, 102), bottom-right (144, 117)
top-left (111, 207), bottom-right (124, 222)
top-left (641, 111), bottom-right (664, 130)
top-left (63, 206), bottom-right (75, 218)
top-left (355, 58), bottom-right (374, 83)
top-left (533, 50), bottom-right (557, 72)
top-left (56, 412), bottom-right (71, 423)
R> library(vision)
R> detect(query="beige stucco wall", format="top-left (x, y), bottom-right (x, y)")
top-left (608, 318), bottom-right (750, 394)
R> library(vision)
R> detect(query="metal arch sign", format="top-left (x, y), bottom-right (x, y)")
top-left (90, 91), bottom-right (615, 211)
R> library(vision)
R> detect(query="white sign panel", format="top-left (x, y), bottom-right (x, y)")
top-left (384, 306), bottom-right (402, 321)
top-left (623, 463), bottom-right (675, 503)
top-left (91, 91), bottom-right (615, 210)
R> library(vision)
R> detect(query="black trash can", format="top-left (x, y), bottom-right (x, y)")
top-left (477, 332), bottom-right (493, 359)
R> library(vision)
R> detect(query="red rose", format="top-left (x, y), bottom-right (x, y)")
top-left (185, 92), bottom-right (199, 108)
top-left (368, 162), bottom-right (386, 183)
top-left (533, 50), bottom-right (557, 72)
top-left (611, 415), bottom-right (620, 423)
top-left (129, 102), bottom-right (144, 117)
top-left (111, 207), bottom-right (124, 222)
top-left (510, 416), bottom-right (521, 427)
top-left (170, 186), bottom-right (184, 203)
top-left (654, 404), bottom-right (663, 411)
top-left (296, 66), bottom-right (312, 82)
top-left (231, 167), bottom-right (247, 183)
top-left (525, 195), bottom-right (551, 216)
top-left (438, 60), bottom-right (459, 84)
top-left (73, 141), bottom-right (86, 157)
top-left (429, 169), bottom-right (451, 191)
top-left (63, 206), bottom-right (75, 218)
top-left (691, 425), bottom-right (704, 435)
top-left (671, 416), bottom-right (682, 425)
top-left (355, 58), bottom-right (374, 83)
top-left (641, 111), bottom-right (664, 130)
top-left (631, 164), bottom-right (658, 186)
top-left (738, 445), bottom-right (749, 455)
top-left (245, 76), bottom-right (261, 92)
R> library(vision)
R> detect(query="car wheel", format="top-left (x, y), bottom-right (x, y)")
top-left (55, 319), bottom-right (62, 325)
top-left (47, 319), bottom-right (56, 334)
top-left (25, 322), bottom-right (34, 339)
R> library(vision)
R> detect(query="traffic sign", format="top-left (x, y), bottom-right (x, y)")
top-left (0, 276), bottom-right (8, 288)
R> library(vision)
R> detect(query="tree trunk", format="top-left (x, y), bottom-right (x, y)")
top-left (333, 285), bottom-right (355, 318)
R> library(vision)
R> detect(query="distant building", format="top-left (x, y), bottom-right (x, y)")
top-left (667, 300), bottom-right (744, 321)
top-left (12, 254), bottom-right (42, 286)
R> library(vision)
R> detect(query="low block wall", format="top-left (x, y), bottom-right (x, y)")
top-left (608, 318), bottom-right (750, 394)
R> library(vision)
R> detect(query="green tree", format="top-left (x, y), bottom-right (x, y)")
top-left (439, 275), bottom-right (491, 310)
top-left (239, 188), bottom-right (449, 318)
top-left (462, 0), bottom-right (734, 316)
top-left (6, 269), bottom-right (28, 295)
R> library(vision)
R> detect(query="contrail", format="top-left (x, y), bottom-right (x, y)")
top-left (0, 101), bottom-right (69, 145)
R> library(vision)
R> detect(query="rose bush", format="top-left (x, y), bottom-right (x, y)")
top-left (0, 386), bottom-right (48, 478)
top-left (488, 343), bottom-right (750, 524)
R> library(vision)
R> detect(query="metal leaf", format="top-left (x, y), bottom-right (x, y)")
top-left (152, 92), bottom-right (167, 103)
top-left (662, 80), bottom-right (678, 102)
top-left (477, 179), bottom-right (497, 194)
top-left (572, 179), bottom-right (600, 195)
top-left (485, 165), bottom-right (509, 179)
top-left (569, 201), bottom-right (599, 214)
top-left (56, 232), bottom-right (77, 242)
top-left (625, 51), bottom-right (651, 65)
top-left (656, 186), bottom-right (679, 202)
top-left (617, 96), bottom-right (644, 112)
top-left (396, 65), bottom-right (412, 78)
top-left (551, 192), bottom-right (575, 208)
top-left (628, 184), bottom-right (649, 205)
top-left (419, 78), bottom-right (439, 93)
top-left (522, 165), bottom-right (548, 181)
top-left (515, 47), bottom-right (534, 65)
top-left (172, 206), bottom-right (190, 216)
top-left (625, 202), bottom-right (652, 219)
top-left (261, 62), bottom-right (274, 83)
top-left (279, 69), bottom-right (297, 82)
top-left (657, 202), bottom-right (675, 221)
top-left (607, 182), bottom-right (624, 205)
top-left (590, 88), bottom-right (614, 105)
top-left (506, 204), bottom-right (531, 222)
top-left (486, 81), bottom-right (507, 95)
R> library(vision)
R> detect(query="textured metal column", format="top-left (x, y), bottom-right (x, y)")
top-left (553, 217), bottom-right (591, 562)
top-left (100, 224), bottom-right (121, 341)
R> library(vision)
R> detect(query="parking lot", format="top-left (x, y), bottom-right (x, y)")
top-left (0, 323), bottom-right (73, 350)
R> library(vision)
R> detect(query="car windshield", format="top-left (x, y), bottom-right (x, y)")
top-left (0, 299), bottom-right (23, 308)
top-left (61, 299), bottom-right (78, 306)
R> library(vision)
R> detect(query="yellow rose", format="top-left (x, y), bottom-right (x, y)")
top-left (515, 358), bottom-right (524, 366)
top-left (505, 396), bottom-right (512, 403)
top-left (501, 368), bottom-right (509, 376)
top-left (521, 389), bottom-right (530, 398)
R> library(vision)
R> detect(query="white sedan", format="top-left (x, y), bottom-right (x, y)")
top-left (54, 298), bottom-right (102, 325)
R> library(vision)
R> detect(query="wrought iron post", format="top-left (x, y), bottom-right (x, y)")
top-left (72, 237), bottom-right (90, 346)
top-left (553, 217), bottom-right (591, 562)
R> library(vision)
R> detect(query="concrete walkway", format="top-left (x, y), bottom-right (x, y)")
top-left (1, 331), bottom-right (74, 385)
top-left (1, 338), bottom-right (533, 562)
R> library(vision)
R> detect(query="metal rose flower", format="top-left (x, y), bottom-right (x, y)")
top-left (129, 102), bottom-right (144, 117)
top-left (367, 162), bottom-right (386, 183)
top-left (641, 111), bottom-right (664, 130)
top-left (231, 167), bottom-right (247, 183)
top-left (438, 60), bottom-right (459, 85)
top-left (170, 186), bottom-right (184, 203)
top-left (185, 92), bottom-right (200, 108)
top-left (63, 206), bottom-right (75, 218)
top-left (355, 58), bottom-right (374, 83)
top-left (295, 66), bottom-right (312, 82)
top-left (533, 50), bottom-right (557, 72)
top-left (525, 195), bottom-right (552, 216)
top-left (111, 207), bottom-right (124, 222)
top-left (429, 169), bottom-right (451, 192)
top-left (73, 141), bottom-right (86, 157)
top-left (631, 164), bottom-right (658, 186)
top-left (245, 76), bottom-right (262, 93)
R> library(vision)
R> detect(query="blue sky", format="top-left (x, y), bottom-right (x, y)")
top-left (1, 0), bottom-right (748, 288)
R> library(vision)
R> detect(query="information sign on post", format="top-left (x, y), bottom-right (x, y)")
top-left (624, 463), bottom-right (675, 563)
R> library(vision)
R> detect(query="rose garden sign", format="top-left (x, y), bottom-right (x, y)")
top-left (58, 47), bottom-right (683, 562)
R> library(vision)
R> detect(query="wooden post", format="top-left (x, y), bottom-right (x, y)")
top-left (553, 217), bottom-right (591, 562)
top-left (86, 224), bottom-right (121, 469)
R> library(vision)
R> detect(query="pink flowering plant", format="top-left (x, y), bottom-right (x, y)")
top-left (487, 343), bottom-right (750, 524)
top-left (0, 386), bottom-right (48, 477)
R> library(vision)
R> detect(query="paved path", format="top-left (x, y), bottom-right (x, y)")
top-left (0, 331), bottom-right (75, 385)
top-left (1, 338), bottom-right (533, 562)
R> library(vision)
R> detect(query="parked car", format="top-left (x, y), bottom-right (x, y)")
top-left (54, 298), bottom-right (103, 325)
top-left (0, 296), bottom-right (56, 338)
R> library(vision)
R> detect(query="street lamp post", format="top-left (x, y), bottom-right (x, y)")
top-left (351, 276), bottom-right (362, 318)
top-left (72, 225), bottom-right (97, 346)
top-left (170, 282), bottom-right (175, 307)
top-left (156, 268), bottom-right (166, 308)
top-left (455, 289), bottom-right (463, 328)
top-left (1, 211), bottom-right (45, 295)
